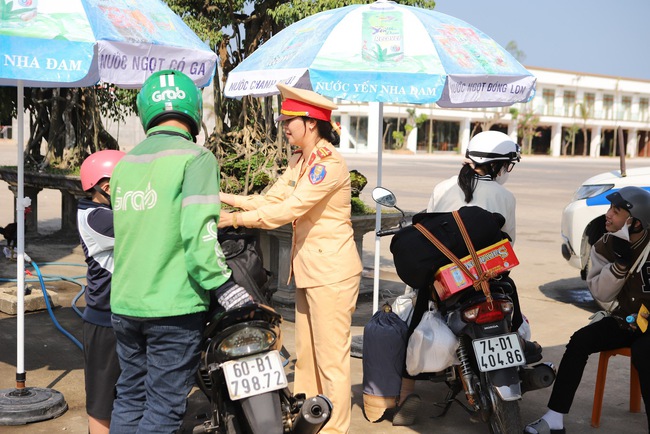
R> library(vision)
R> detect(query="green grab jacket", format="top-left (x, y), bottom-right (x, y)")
top-left (110, 127), bottom-right (231, 317)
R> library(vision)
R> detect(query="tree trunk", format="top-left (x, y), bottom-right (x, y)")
top-left (25, 87), bottom-right (118, 171)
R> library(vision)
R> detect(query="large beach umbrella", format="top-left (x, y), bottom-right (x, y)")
top-left (0, 0), bottom-right (216, 424)
top-left (224, 0), bottom-right (535, 314)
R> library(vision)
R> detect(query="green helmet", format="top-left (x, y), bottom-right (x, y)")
top-left (136, 69), bottom-right (202, 139)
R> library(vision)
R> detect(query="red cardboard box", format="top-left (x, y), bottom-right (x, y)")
top-left (434, 239), bottom-right (519, 301)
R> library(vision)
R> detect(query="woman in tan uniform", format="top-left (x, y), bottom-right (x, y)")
top-left (218, 83), bottom-right (363, 434)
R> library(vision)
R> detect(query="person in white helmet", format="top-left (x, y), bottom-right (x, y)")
top-left (427, 130), bottom-right (519, 242)
top-left (393, 131), bottom-right (540, 426)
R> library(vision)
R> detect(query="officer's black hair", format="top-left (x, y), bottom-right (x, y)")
top-left (299, 117), bottom-right (341, 146)
top-left (457, 160), bottom-right (510, 203)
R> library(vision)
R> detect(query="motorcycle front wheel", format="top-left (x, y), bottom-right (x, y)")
top-left (224, 399), bottom-right (244, 434)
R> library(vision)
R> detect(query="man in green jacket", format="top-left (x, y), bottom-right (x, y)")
top-left (109, 70), bottom-right (252, 434)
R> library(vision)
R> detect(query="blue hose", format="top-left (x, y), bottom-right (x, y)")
top-left (30, 261), bottom-right (83, 351)
top-left (1, 261), bottom-right (87, 351)
top-left (0, 262), bottom-right (86, 351)
top-left (71, 286), bottom-right (85, 319)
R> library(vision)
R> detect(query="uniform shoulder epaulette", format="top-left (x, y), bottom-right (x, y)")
top-left (316, 147), bottom-right (332, 158)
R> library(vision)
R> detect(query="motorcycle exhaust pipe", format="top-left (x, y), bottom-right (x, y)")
top-left (291, 394), bottom-right (333, 434)
top-left (521, 362), bottom-right (556, 394)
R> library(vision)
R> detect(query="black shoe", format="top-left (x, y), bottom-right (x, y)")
top-left (523, 340), bottom-right (543, 364)
top-left (392, 394), bottom-right (420, 426)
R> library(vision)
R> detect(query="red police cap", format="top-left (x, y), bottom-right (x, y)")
top-left (275, 83), bottom-right (338, 122)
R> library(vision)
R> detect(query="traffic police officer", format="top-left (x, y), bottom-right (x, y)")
top-left (219, 83), bottom-right (363, 434)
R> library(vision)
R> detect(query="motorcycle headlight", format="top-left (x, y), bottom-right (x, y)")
top-left (216, 326), bottom-right (277, 358)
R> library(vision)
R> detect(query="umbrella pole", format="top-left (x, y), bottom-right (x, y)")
top-left (351, 102), bottom-right (384, 360)
top-left (0, 81), bottom-right (67, 426)
top-left (372, 102), bottom-right (383, 315)
top-left (16, 80), bottom-right (25, 388)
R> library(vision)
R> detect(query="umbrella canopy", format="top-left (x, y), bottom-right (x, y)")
top-left (224, 0), bottom-right (536, 314)
top-left (0, 0), bottom-right (217, 419)
top-left (224, 0), bottom-right (535, 107)
top-left (0, 0), bottom-right (217, 88)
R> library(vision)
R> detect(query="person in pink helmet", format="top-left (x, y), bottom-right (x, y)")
top-left (77, 149), bottom-right (125, 434)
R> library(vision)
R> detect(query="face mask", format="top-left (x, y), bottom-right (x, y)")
top-left (495, 171), bottom-right (509, 185)
top-left (610, 217), bottom-right (632, 241)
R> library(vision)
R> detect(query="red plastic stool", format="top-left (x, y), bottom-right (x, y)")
top-left (591, 347), bottom-right (642, 428)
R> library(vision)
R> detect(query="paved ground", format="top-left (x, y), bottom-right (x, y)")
top-left (0, 261), bottom-right (646, 434)
top-left (0, 139), bottom-right (647, 433)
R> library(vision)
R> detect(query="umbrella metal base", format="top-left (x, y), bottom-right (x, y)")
top-left (0, 387), bottom-right (67, 425)
top-left (351, 334), bottom-right (364, 359)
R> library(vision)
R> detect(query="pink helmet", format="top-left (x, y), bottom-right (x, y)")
top-left (80, 150), bottom-right (125, 191)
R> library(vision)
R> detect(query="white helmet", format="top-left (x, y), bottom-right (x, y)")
top-left (466, 131), bottom-right (521, 165)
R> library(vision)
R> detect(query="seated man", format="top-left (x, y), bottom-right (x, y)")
top-left (525, 186), bottom-right (650, 434)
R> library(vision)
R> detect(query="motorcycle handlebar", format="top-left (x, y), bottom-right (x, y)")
top-left (376, 227), bottom-right (402, 237)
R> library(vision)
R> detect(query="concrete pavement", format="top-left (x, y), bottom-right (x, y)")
top-left (0, 247), bottom-right (646, 433)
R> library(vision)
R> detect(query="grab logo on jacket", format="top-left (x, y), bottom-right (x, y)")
top-left (114, 184), bottom-right (158, 211)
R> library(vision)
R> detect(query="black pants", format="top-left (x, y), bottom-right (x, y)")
top-left (548, 316), bottom-right (650, 429)
top-left (403, 274), bottom-right (524, 379)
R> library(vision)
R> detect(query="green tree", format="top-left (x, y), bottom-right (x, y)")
top-left (505, 40), bottom-right (526, 63)
top-left (510, 107), bottom-right (540, 154)
top-left (562, 124), bottom-right (580, 156)
top-left (0, 84), bottom-right (133, 172)
top-left (391, 107), bottom-right (428, 149)
top-left (576, 102), bottom-right (590, 156)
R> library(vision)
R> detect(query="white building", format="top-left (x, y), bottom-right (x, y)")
top-left (333, 66), bottom-right (650, 158)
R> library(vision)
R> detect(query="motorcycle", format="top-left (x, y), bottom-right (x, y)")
top-left (371, 187), bottom-right (556, 434)
top-left (193, 302), bottom-right (333, 434)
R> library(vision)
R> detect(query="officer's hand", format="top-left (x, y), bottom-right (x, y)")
top-left (217, 283), bottom-right (253, 311)
top-left (220, 192), bottom-right (235, 206)
top-left (217, 212), bottom-right (233, 229)
top-left (610, 236), bottom-right (633, 268)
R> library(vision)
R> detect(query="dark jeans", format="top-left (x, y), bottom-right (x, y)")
top-left (548, 316), bottom-right (650, 429)
top-left (110, 313), bottom-right (204, 434)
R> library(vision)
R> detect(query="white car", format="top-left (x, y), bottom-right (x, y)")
top-left (561, 166), bottom-right (650, 280)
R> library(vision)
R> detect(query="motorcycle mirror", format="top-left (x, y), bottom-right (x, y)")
top-left (372, 187), bottom-right (396, 208)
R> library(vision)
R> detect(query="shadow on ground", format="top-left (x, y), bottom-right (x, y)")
top-left (539, 276), bottom-right (599, 313)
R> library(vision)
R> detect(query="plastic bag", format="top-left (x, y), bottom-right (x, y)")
top-left (391, 287), bottom-right (418, 326)
top-left (517, 313), bottom-right (531, 341)
top-left (405, 303), bottom-right (459, 376)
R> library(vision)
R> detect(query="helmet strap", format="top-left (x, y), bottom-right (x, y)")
top-left (629, 217), bottom-right (644, 234)
top-left (482, 162), bottom-right (504, 180)
top-left (93, 185), bottom-right (112, 207)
